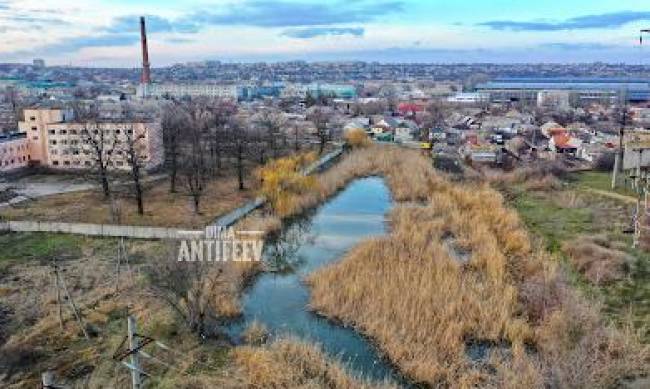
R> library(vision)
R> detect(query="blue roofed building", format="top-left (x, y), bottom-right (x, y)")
top-left (476, 77), bottom-right (650, 104)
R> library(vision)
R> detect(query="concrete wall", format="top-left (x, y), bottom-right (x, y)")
top-left (1, 220), bottom-right (201, 240)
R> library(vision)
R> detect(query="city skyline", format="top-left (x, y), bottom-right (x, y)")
top-left (2, 0), bottom-right (650, 66)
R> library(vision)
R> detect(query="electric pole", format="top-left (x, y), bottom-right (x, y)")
top-left (128, 316), bottom-right (142, 389)
top-left (113, 315), bottom-right (154, 388)
top-left (612, 91), bottom-right (628, 190)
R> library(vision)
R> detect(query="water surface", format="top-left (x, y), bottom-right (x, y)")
top-left (227, 177), bottom-right (405, 384)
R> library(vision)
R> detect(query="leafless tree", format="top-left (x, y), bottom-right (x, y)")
top-left (254, 108), bottom-right (286, 160)
top-left (226, 116), bottom-right (255, 191)
top-left (307, 106), bottom-right (332, 155)
top-left (181, 101), bottom-right (210, 214)
top-left (117, 103), bottom-right (150, 215)
top-left (208, 100), bottom-right (237, 172)
top-left (421, 100), bottom-right (449, 140)
top-left (423, 100), bottom-right (448, 127)
top-left (74, 103), bottom-right (116, 199)
top-left (161, 102), bottom-right (187, 193)
top-left (146, 245), bottom-right (225, 337)
top-left (290, 121), bottom-right (308, 152)
top-left (121, 124), bottom-right (146, 215)
top-left (359, 100), bottom-right (388, 116)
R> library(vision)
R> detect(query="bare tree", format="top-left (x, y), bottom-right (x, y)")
top-left (181, 101), bottom-right (209, 213)
top-left (291, 121), bottom-right (307, 152)
top-left (116, 103), bottom-right (151, 215)
top-left (254, 108), bottom-right (286, 160)
top-left (147, 246), bottom-right (225, 337)
top-left (161, 102), bottom-right (186, 193)
top-left (75, 103), bottom-right (116, 199)
top-left (121, 124), bottom-right (147, 215)
top-left (307, 106), bottom-right (332, 155)
top-left (226, 116), bottom-right (255, 191)
top-left (423, 100), bottom-right (448, 127)
top-left (208, 100), bottom-right (237, 172)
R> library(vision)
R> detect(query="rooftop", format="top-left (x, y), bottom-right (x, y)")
top-left (0, 132), bottom-right (26, 144)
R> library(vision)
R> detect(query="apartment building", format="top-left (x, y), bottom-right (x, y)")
top-left (19, 106), bottom-right (73, 165)
top-left (0, 132), bottom-right (29, 172)
top-left (139, 83), bottom-right (238, 99)
top-left (17, 107), bottom-right (163, 172)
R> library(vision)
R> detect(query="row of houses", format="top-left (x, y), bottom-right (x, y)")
top-left (343, 115), bottom-right (421, 143)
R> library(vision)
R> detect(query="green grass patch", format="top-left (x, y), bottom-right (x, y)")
top-left (0, 232), bottom-right (121, 277)
top-left (570, 170), bottom-right (638, 197)
top-left (512, 190), bottom-right (594, 253)
top-left (0, 232), bottom-right (84, 263)
top-left (509, 186), bottom-right (650, 341)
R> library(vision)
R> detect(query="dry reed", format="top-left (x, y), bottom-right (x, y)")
top-left (296, 145), bottom-right (649, 387)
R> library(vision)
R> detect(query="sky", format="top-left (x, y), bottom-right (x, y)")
top-left (2, 0), bottom-right (650, 66)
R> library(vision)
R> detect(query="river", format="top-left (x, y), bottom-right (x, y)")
top-left (226, 177), bottom-right (408, 386)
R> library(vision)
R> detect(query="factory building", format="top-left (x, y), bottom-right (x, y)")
top-left (476, 77), bottom-right (650, 105)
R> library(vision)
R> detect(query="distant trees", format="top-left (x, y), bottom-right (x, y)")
top-left (254, 108), bottom-right (287, 160)
top-left (353, 100), bottom-right (388, 116)
top-left (161, 103), bottom-right (187, 193)
top-left (421, 100), bottom-right (449, 140)
top-left (157, 97), bottom-right (331, 214)
top-left (423, 100), bottom-right (448, 128)
top-left (208, 100), bottom-right (237, 172)
top-left (182, 101), bottom-right (210, 214)
top-left (226, 115), bottom-right (254, 191)
top-left (291, 122), bottom-right (308, 152)
top-left (307, 106), bottom-right (332, 155)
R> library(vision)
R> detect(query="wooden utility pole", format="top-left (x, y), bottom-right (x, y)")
top-left (128, 316), bottom-right (142, 389)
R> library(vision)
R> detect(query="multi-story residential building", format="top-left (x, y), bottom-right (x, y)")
top-left (19, 106), bottom-right (74, 165)
top-left (0, 132), bottom-right (29, 172)
top-left (17, 107), bottom-right (163, 172)
top-left (139, 83), bottom-right (238, 99)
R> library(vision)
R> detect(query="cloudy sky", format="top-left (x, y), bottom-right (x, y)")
top-left (1, 0), bottom-right (650, 66)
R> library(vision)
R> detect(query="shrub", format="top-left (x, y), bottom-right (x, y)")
top-left (242, 320), bottom-right (268, 345)
top-left (593, 151), bottom-right (616, 171)
top-left (344, 128), bottom-right (371, 148)
top-left (256, 153), bottom-right (319, 217)
top-left (562, 236), bottom-right (630, 285)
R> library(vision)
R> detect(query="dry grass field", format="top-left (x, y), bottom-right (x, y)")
top-left (0, 232), bottom-right (372, 388)
top-left (2, 146), bottom-right (648, 388)
top-left (297, 145), bottom-right (649, 387)
top-left (0, 172), bottom-right (258, 228)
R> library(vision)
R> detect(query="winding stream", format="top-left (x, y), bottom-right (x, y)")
top-left (226, 177), bottom-right (407, 385)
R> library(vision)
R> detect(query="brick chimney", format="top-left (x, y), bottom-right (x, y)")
top-left (140, 16), bottom-right (151, 84)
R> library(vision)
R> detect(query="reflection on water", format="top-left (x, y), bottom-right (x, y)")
top-left (226, 177), bottom-right (406, 385)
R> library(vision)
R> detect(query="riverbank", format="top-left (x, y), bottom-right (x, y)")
top-left (227, 177), bottom-right (407, 385)
top-left (292, 145), bottom-right (649, 387)
top-left (0, 230), bottom-right (387, 388)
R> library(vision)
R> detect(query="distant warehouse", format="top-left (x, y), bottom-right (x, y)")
top-left (476, 77), bottom-right (650, 104)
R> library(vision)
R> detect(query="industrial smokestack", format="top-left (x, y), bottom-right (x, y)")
top-left (140, 16), bottom-right (151, 84)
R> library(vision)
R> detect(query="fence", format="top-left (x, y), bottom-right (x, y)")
top-left (211, 147), bottom-right (344, 227)
top-left (0, 220), bottom-right (202, 240)
top-left (1, 147), bottom-right (346, 237)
